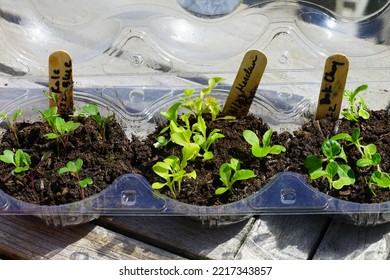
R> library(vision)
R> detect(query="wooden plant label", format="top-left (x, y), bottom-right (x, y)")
top-left (48, 50), bottom-right (74, 117)
top-left (221, 50), bottom-right (267, 118)
top-left (315, 53), bottom-right (349, 120)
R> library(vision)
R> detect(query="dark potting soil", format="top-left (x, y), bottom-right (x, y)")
top-left (0, 117), bottom-right (135, 205)
top-left (0, 110), bottom-right (389, 206)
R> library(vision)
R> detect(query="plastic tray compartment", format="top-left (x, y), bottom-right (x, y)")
top-left (0, 1), bottom-right (390, 226)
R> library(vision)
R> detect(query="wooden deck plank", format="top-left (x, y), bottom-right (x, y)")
top-left (0, 216), bottom-right (185, 260)
top-left (96, 216), bottom-right (255, 259)
top-left (234, 215), bottom-right (331, 260)
top-left (313, 220), bottom-right (390, 260)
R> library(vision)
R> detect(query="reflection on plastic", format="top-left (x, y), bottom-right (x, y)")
top-left (177, 0), bottom-right (241, 17)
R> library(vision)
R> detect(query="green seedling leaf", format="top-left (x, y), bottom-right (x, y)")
top-left (242, 130), bottom-right (258, 146)
top-left (79, 178), bottom-right (93, 188)
top-left (0, 150), bottom-right (16, 165)
top-left (152, 154), bottom-right (196, 197)
top-left (356, 158), bottom-right (374, 168)
top-left (232, 169), bottom-right (256, 182)
top-left (81, 104), bottom-right (99, 116)
top-left (243, 129), bottom-right (286, 158)
top-left (363, 144), bottom-right (377, 157)
top-left (342, 84), bottom-right (369, 122)
top-left (326, 161), bottom-right (339, 178)
top-left (181, 143), bottom-right (200, 168)
top-left (305, 138), bottom-right (355, 190)
top-left (270, 145), bottom-right (287, 155)
top-left (160, 102), bottom-right (181, 124)
top-left (192, 116), bottom-right (224, 160)
top-left (216, 158), bottom-right (256, 195)
top-left (0, 149), bottom-right (31, 174)
top-left (151, 182), bottom-right (166, 190)
top-left (183, 88), bottom-right (195, 97)
top-left (262, 129), bottom-right (272, 147)
top-left (371, 171), bottom-right (390, 188)
top-left (44, 133), bottom-right (59, 139)
top-left (333, 165), bottom-right (355, 190)
top-left (322, 139), bottom-right (342, 160)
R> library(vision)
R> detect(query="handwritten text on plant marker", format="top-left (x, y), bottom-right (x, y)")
top-left (222, 50), bottom-right (267, 118)
top-left (49, 50), bottom-right (74, 117)
top-left (315, 53), bottom-right (349, 120)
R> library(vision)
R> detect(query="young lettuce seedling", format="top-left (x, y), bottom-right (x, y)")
top-left (152, 141), bottom-right (198, 197)
top-left (243, 129), bottom-right (286, 158)
top-left (180, 77), bottom-right (226, 120)
top-left (168, 114), bottom-right (224, 161)
top-left (304, 139), bottom-right (355, 190)
top-left (215, 158), bottom-right (256, 195)
top-left (192, 116), bottom-right (225, 160)
top-left (0, 109), bottom-right (22, 146)
top-left (341, 84), bottom-right (369, 122)
top-left (0, 149), bottom-right (31, 175)
top-left (59, 158), bottom-right (93, 199)
top-left (332, 128), bottom-right (390, 194)
top-left (156, 77), bottom-right (234, 147)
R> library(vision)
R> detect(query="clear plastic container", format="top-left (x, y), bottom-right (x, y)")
top-left (0, 1), bottom-right (389, 226)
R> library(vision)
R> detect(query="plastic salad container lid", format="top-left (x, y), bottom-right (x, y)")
top-left (0, 0), bottom-right (389, 226)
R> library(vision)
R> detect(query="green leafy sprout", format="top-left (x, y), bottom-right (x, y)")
top-left (43, 90), bottom-right (59, 104)
top-left (192, 115), bottom-right (225, 160)
top-left (0, 149), bottom-right (31, 175)
top-left (332, 128), bottom-right (390, 194)
top-left (215, 158), bottom-right (256, 195)
top-left (243, 129), bottom-right (286, 158)
top-left (304, 139), bottom-right (355, 190)
top-left (341, 84), bottom-right (369, 122)
top-left (44, 116), bottom-right (80, 152)
top-left (152, 151), bottom-right (197, 198)
top-left (168, 113), bottom-right (224, 161)
top-left (0, 109), bottom-right (22, 146)
top-left (81, 104), bottom-right (114, 142)
top-left (37, 106), bottom-right (59, 131)
top-left (156, 77), bottom-right (235, 147)
top-left (59, 159), bottom-right (93, 199)
top-left (179, 77), bottom-right (230, 121)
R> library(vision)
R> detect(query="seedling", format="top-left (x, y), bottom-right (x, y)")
top-left (157, 77), bottom-right (235, 144)
top-left (215, 158), bottom-right (256, 195)
top-left (81, 104), bottom-right (114, 142)
top-left (332, 128), bottom-right (390, 194)
top-left (332, 128), bottom-right (377, 164)
top-left (0, 109), bottom-right (22, 146)
top-left (180, 77), bottom-right (226, 120)
top-left (44, 116), bottom-right (80, 153)
top-left (43, 90), bottom-right (59, 104)
top-left (169, 113), bottom-right (195, 149)
top-left (169, 114), bottom-right (224, 161)
top-left (192, 115), bottom-right (224, 160)
top-left (0, 149), bottom-right (31, 175)
top-left (341, 84), bottom-right (369, 122)
top-left (37, 106), bottom-right (59, 131)
top-left (152, 153), bottom-right (197, 198)
top-left (59, 158), bottom-right (93, 199)
top-left (243, 129), bottom-right (286, 158)
top-left (305, 139), bottom-right (355, 190)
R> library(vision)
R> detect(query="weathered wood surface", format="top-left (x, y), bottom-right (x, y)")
top-left (0, 216), bottom-right (185, 260)
top-left (313, 220), bottom-right (390, 260)
top-left (0, 214), bottom-right (389, 260)
top-left (235, 215), bottom-right (331, 260)
top-left (96, 216), bottom-right (256, 260)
